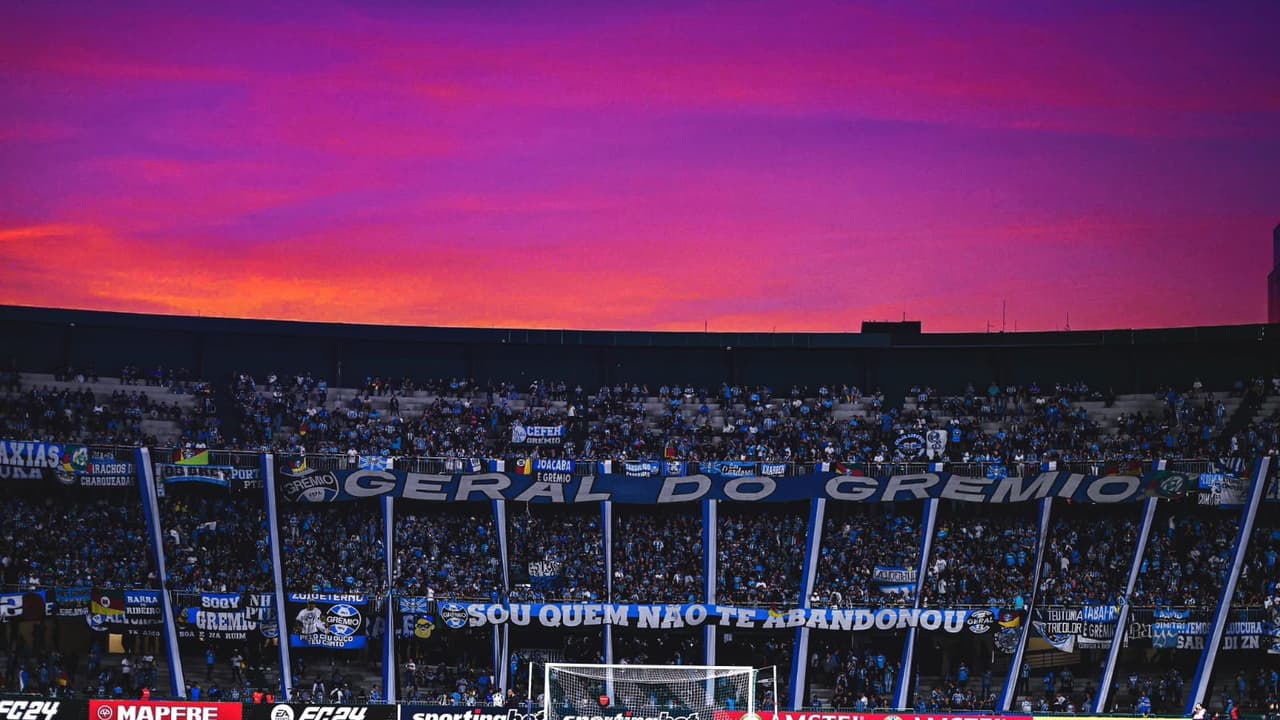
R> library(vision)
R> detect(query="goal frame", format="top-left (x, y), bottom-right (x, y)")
top-left (541, 663), bottom-right (768, 719)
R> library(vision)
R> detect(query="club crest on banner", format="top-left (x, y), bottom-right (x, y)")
top-left (439, 603), bottom-right (469, 629)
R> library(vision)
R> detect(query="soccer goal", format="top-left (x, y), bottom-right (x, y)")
top-left (541, 664), bottom-right (776, 720)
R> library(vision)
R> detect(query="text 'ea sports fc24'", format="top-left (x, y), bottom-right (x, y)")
top-left (541, 664), bottom-right (775, 720)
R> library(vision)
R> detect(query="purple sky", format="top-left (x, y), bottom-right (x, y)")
top-left (2, 0), bottom-right (1278, 332)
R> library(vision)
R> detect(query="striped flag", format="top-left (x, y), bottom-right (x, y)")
top-left (91, 589), bottom-right (126, 617)
top-left (176, 450), bottom-right (209, 466)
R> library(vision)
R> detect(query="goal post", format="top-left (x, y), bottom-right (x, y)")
top-left (543, 664), bottom-right (770, 720)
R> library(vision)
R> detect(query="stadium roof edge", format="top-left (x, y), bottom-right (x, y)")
top-left (0, 304), bottom-right (1273, 351)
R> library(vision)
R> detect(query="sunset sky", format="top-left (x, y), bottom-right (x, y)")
top-left (2, 1), bottom-right (1278, 332)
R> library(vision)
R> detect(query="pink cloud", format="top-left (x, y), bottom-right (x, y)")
top-left (0, 0), bottom-right (1276, 333)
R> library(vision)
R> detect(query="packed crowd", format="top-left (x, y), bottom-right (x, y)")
top-left (612, 510), bottom-right (703, 603)
top-left (814, 508), bottom-right (921, 606)
top-left (922, 513), bottom-right (1039, 607)
top-left (1037, 512), bottom-right (1140, 606)
top-left (282, 506), bottom-right (386, 593)
top-left (508, 506), bottom-right (605, 601)
top-left (393, 508), bottom-right (502, 599)
top-left (0, 495), bottom-right (157, 588)
top-left (6, 364), bottom-right (1275, 466)
top-left (717, 508), bottom-right (808, 605)
top-left (1234, 524), bottom-right (1279, 606)
top-left (1129, 512), bottom-right (1238, 606)
top-left (161, 491), bottom-right (273, 593)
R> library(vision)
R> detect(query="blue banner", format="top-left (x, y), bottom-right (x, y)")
top-left (287, 593), bottom-right (367, 650)
top-left (88, 589), bottom-right (162, 630)
top-left (0, 439), bottom-right (89, 483)
top-left (1032, 605), bottom-right (1121, 652)
top-left (871, 565), bottom-right (917, 597)
top-left (0, 590), bottom-right (48, 621)
top-left (514, 458), bottom-right (575, 483)
top-left (55, 586), bottom-right (92, 616)
top-left (599, 460), bottom-right (663, 477)
top-left (701, 461), bottom-right (759, 478)
top-left (1128, 607), bottom-right (1270, 651)
top-left (0, 440), bottom-right (88, 471)
top-left (277, 463), bottom-right (1191, 505)
top-left (177, 592), bottom-right (275, 640)
top-left (75, 459), bottom-right (137, 487)
top-left (360, 456), bottom-right (393, 471)
top-left (157, 463), bottom-right (231, 488)
top-left (398, 597), bottom-right (431, 614)
top-left (431, 602), bottom-right (1006, 633)
top-left (511, 424), bottom-right (565, 445)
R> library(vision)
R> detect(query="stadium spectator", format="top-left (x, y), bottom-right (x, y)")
top-left (161, 491), bottom-right (273, 593)
top-left (282, 505), bottom-right (386, 593)
top-left (509, 506), bottom-right (605, 601)
top-left (1037, 511), bottom-right (1140, 606)
top-left (1130, 512), bottom-right (1237, 607)
top-left (612, 509), bottom-right (703, 603)
top-left (394, 508), bottom-right (502, 599)
top-left (815, 507), bottom-right (921, 606)
top-left (922, 513), bottom-right (1038, 607)
top-left (1, 494), bottom-right (158, 588)
top-left (718, 508), bottom-right (807, 605)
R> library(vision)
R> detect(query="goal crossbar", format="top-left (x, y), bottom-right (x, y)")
top-left (542, 663), bottom-right (763, 720)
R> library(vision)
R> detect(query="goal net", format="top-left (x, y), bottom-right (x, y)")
top-left (543, 664), bottom-right (766, 720)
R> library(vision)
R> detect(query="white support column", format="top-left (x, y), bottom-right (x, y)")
top-left (496, 500), bottom-right (510, 596)
top-left (704, 499), bottom-right (717, 604)
top-left (383, 496), bottom-right (396, 704)
top-left (136, 447), bottom-right (186, 699)
top-left (1093, 497), bottom-right (1158, 713)
top-left (704, 499), bottom-right (718, 705)
top-left (997, 497), bottom-right (1054, 711)
top-left (603, 500), bottom-right (615, 702)
top-left (894, 498), bottom-right (939, 709)
top-left (790, 498), bottom-right (825, 709)
top-left (262, 453), bottom-right (294, 700)
top-left (1185, 457), bottom-right (1271, 713)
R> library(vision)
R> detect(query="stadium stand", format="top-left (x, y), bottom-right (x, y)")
top-left (2, 308), bottom-right (1278, 715)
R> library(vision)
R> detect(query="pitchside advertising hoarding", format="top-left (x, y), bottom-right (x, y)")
top-left (247, 707), bottom-right (396, 720)
top-left (0, 698), bottom-right (83, 720)
top-left (88, 701), bottom-right (243, 720)
top-left (721, 707), bottom-right (1029, 712)
top-left (0, 704), bottom-right (1143, 720)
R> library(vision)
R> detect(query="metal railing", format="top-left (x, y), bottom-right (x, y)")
top-left (140, 449), bottom-right (1230, 480)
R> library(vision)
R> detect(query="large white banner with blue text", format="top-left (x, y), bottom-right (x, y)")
top-left (276, 463), bottom-right (1203, 505)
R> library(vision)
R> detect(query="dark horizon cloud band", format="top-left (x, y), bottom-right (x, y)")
top-left (2, 0), bottom-right (1279, 333)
